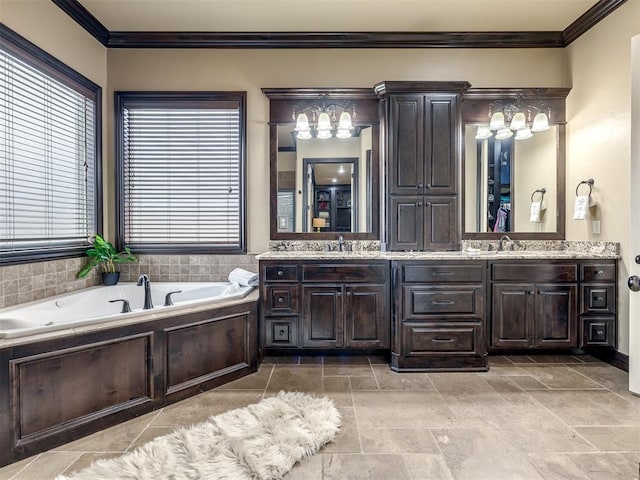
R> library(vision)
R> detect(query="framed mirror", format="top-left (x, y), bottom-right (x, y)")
top-left (461, 88), bottom-right (570, 240)
top-left (263, 88), bottom-right (379, 240)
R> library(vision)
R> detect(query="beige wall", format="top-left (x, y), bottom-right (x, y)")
top-left (107, 48), bottom-right (567, 252)
top-left (566, 0), bottom-right (640, 355)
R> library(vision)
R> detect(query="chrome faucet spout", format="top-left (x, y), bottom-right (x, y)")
top-left (498, 235), bottom-right (512, 252)
top-left (137, 274), bottom-right (153, 310)
top-left (338, 234), bottom-right (345, 252)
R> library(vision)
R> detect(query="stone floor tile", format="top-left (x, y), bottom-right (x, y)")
top-left (322, 376), bottom-right (353, 407)
top-left (509, 375), bottom-right (551, 390)
top-left (10, 452), bottom-right (82, 480)
top-left (499, 422), bottom-right (596, 453)
top-left (529, 390), bottom-right (640, 427)
top-left (487, 355), bottom-right (514, 366)
top-left (367, 355), bottom-right (389, 365)
top-left (323, 355), bottom-right (370, 365)
top-left (372, 365), bottom-right (435, 391)
top-left (568, 364), bottom-right (632, 395)
top-left (349, 375), bottom-right (380, 390)
top-left (299, 356), bottom-right (324, 365)
top-left (432, 427), bottom-right (545, 480)
top-left (518, 365), bottom-right (604, 389)
top-left (0, 456), bottom-right (37, 480)
top-left (60, 452), bottom-right (122, 477)
top-left (126, 426), bottom-right (175, 451)
top-left (565, 452), bottom-right (640, 480)
top-left (285, 453), bottom-right (323, 479)
top-left (402, 453), bottom-right (455, 480)
top-left (573, 426), bottom-right (640, 451)
top-left (323, 364), bottom-right (373, 377)
top-left (266, 365), bottom-right (323, 393)
top-left (528, 354), bottom-right (579, 364)
top-left (359, 427), bottom-right (439, 454)
top-left (527, 453), bottom-right (590, 480)
top-left (216, 364), bottom-right (273, 389)
top-left (479, 364), bottom-right (529, 376)
top-left (505, 355), bottom-right (537, 364)
top-left (323, 453), bottom-right (411, 480)
top-left (322, 408), bottom-right (361, 454)
top-left (353, 391), bottom-right (453, 429)
top-left (428, 372), bottom-right (498, 397)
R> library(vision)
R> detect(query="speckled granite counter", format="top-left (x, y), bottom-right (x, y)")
top-left (256, 250), bottom-right (619, 260)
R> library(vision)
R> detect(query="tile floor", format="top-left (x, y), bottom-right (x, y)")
top-left (1, 354), bottom-right (639, 480)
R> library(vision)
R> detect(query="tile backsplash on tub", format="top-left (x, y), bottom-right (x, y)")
top-left (0, 254), bottom-right (259, 309)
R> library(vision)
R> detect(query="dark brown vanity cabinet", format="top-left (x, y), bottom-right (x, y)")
top-left (376, 81), bottom-right (470, 251)
top-left (391, 260), bottom-right (488, 371)
top-left (579, 261), bottom-right (617, 348)
top-left (259, 260), bottom-right (390, 351)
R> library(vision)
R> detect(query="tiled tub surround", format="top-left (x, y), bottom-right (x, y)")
top-left (0, 254), bottom-right (258, 309)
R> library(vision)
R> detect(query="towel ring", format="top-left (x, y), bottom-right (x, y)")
top-left (576, 178), bottom-right (594, 196)
top-left (531, 188), bottom-right (546, 202)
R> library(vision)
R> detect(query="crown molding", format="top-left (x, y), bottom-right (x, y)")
top-left (51, 0), bottom-right (627, 49)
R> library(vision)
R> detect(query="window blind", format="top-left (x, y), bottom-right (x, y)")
top-left (0, 33), bottom-right (99, 260)
top-left (117, 94), bottom-right (245, 252)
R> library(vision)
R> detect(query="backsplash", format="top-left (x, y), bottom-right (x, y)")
top-left (0, 254), bottom-right (258, 309)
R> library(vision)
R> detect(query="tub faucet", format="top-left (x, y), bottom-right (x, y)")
top-left (498, 235), bottom-right (512, 252)
top-left (137, 274), bottom-right (153, 310)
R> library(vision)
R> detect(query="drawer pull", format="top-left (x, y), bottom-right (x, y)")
top-left (432, 337), bottom-right (454, 343)
top-left (432, 300), bottom-right (455, 305)
top-left (595, 270), bottom-right (604, 276)
top-left (596, 330), bottom-right (604, 336)
top-left (277, 270), bottom-right (284, 277)
top-left (431, 272), bottom-right (454, 276)
top-left (277, 297), bottom-right (284, 303)
top-left (346, 291), bottom-right (352, 296)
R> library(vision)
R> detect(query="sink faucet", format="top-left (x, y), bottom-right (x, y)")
top-left (498, 235), bottom-right (512, 252)
top-left (137, 274), bottom-right (153, 309)
top-left (338, 234), bottom-right (345, 252)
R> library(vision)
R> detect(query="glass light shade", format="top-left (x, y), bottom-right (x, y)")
top-left (475, 126), bottom-right (493, 140)
top-left (489, 112), bottom-right (505, 130)
top-left (337, 111), bottom-right (353, 130)
top-left (294, 113), bottom-right (310, 132)
top-left (296, 129), bottom-right (312, 140)
top-left (531, 112), bottom-right (550, 132)
top-left (510, 112), bottom-right (526, 130)
top-left (317, 112), bottom-right (331, 130)
top-left (336, 128), bottom-right (351, 139)
top-left (316, 128), bottom-right (332, 140)
top-left (495, 127), bottom-right (513, 140)
top-left (515, 126), bottom-right (533, 140)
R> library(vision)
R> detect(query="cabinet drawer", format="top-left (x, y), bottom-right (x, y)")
top-left (402, 263), bottom-right (484, 283)
top-left (491, 263), bottom-right (577, 282)
top-left (265, 285), bottom-right (299, 315)
top-left (403, 323), bottom-right (482, 354)
top-left (264, 265), bottom-right (298, 282)
top-left (403, 285), bottom-right (483, 318)
top-left (580, 317), bottom-right (615, 347)
top-left (302, 264), bottom-right (387, 283)
top-left (580, 263), bottom-right (616, 282)
top-left (265, 318), bottom-right (299, 347)
top-left (581, 285), bottom-right (615, 315)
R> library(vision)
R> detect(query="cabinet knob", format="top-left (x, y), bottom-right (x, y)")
top-left (417, 202), bottom-right (423, 207)
top-left (417, 183), bottom-right (423, 189)
top-left (595, 270), bottom-right (604, 276)
top-left (346, 291), bottom-right (352, 296)
top-left (279, 329), bottom-right (286, 336)
top-left (277, 297), bottom-right (284, 303)
top-left (596, 330), bottom-right (604, 336)
top-left (337, 292), bottom-right (342, 297)
top-left (426, 202), bottom-right (432, 207)
top-left (426, 183), bottom-right (432, 189)
top-left (277, 270), bottom-right (283, 276)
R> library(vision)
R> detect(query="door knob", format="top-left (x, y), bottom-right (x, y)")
top-left (628, 275), bottom-right (640, 292)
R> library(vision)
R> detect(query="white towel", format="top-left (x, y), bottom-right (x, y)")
top-left (228, 268), bottom-right (259, 287)
top-left (573, 195), bottom-right (589, 220)
top-left (530, 201), bottom-right (542, 222)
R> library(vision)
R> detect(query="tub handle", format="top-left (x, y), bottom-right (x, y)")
top-left (164, 290), bottom-right (182, 306)
top-left (109, 298), bottom-right (131, 313)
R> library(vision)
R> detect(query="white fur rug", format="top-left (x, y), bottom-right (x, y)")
top-left (56, 391), bottom-right (340, 480)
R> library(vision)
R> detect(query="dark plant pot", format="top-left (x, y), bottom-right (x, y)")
top-left (102, 272), bottom-right (120, 286)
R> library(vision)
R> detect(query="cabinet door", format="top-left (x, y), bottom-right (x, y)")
top-left (389, 196), bottom-right (423, 251)
top-left (302, 286), bottom-right (343, 348)
top-left (424, 95), bottom-right (457, 195)
top-left (389, 95), bottom-right (424, 195)
top-left (344, 285), bottom-right (389, 348)
top-left (423, 196), bottom-right (458, 251)
top-left (534, 284), bottom-right (578, 348)
top-left (491, 283), bottom-right (534, 348)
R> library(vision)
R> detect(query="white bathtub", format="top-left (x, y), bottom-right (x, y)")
top-left (0, 282), bottom-right (254, 339)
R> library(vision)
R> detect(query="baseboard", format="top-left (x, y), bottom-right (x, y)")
top-left (586, 348), bottom-right (629, 372)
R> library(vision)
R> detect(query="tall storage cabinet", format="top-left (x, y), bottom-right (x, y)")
top-left (375, 81), bottom-right (470, 251)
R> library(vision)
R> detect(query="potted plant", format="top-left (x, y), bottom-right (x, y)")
top-left (77, 235), bottom-right (137, 285)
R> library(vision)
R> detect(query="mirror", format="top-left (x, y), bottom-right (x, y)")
top-left (276, 124), bottom-right (372, 233)
top-left (461, 88), bottom-right (569, 240)
top-left (264, 88), bottom-right (379, 240)
top-left (464, 125), bottom-right (558, 234)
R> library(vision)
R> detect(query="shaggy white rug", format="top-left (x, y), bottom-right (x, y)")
top-left (56, 391), bottom-right (340, 480)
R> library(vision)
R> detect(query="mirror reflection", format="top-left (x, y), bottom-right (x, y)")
top-left (276, 123), bottom-right (373, 233)
top-left (464, 125), bottom-right (557, 233)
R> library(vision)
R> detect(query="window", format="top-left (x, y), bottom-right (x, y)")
top-left (115, 92), bottom-right (246, 253)
top-left (0, 26), bottom-right (101, 263)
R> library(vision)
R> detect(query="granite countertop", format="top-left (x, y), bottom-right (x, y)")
top-left (255, 250), bottom-right (620, 260)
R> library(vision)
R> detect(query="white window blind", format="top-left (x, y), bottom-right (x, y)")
top-left (117, 94), bottom-right (245, 252)
top-left (0, 33), bottom-right (99, 260)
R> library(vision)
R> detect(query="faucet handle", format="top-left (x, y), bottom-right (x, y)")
top-left (164, 290), bottom-right (182, 306)
top-left (109, 298), bottom-right (131, 313)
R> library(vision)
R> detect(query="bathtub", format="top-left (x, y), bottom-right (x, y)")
top-left (0, 282), bottom-right (254, 339)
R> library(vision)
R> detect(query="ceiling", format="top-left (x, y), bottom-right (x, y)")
top-left (77, 0), bottom-right (600, 33)
top-left (53, 0), bottom-right (626, 48)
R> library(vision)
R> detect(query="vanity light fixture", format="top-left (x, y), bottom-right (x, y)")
top-left (293, 97), bottom-right (356, 140)
top-left (478, 97), bottom-right (552, 141)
